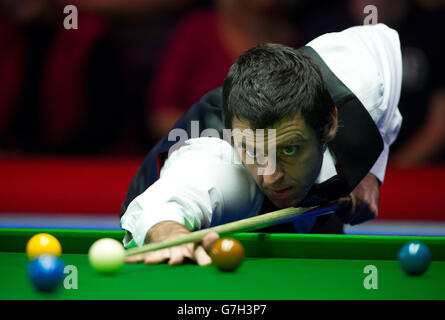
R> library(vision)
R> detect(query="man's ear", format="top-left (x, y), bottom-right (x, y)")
top-left (325, 106), bottom-right (338, 142)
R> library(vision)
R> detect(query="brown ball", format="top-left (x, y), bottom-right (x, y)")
top-left (210, 237), bottom-right (245, 272)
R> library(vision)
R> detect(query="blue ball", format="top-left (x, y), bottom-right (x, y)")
top-left (28, 254), bottom-right (65, 292)
top-left (398, 241), bottom-right (431, 276)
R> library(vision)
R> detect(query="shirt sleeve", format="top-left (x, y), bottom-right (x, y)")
top-left (308, 23), bottom-right (403, 184)
top-left (120, 137), bottom-right (263, 247)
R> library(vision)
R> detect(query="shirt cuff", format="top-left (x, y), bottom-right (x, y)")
top-left (370, 142), bottom-right (389, 184)
top-left (121, 202), bottom-right (187, 247)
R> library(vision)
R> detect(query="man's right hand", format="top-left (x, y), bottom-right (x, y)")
top-left (125, 221), bottom-right (219, 266)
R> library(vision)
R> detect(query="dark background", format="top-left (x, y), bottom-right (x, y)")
top-left (0, 0), bottom-right (444, 167)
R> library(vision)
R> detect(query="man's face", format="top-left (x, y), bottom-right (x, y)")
top-left (232, 112), bottom-right (324, 208)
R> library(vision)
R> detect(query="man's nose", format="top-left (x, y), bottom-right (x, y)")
top-left (262, 168), bottom-right (284, 187)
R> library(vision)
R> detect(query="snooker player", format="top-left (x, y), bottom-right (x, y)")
top-left (121, 23), bottom-right (402, 266)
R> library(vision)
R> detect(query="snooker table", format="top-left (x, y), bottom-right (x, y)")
top-left (1, 228), bottom-right (445, 300)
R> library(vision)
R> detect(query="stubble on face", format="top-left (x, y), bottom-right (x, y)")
top-left (232, 112), bottom-right (324, 208)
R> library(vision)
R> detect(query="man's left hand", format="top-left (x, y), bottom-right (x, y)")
top-left (335, 173), bottom-right (380, 225)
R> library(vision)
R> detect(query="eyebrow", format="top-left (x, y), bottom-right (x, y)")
top-left (275, 135), bottom-right (308, 147)
top-left (237, 134), bottom-right (307, 150)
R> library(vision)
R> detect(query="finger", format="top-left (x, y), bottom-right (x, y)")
top-left (349, 206), bottom-right (378, 226)
top-left (335, 196), bottom-right (354, 223)
top-left (202, 232), bottom-right (220, 251)
top-left (194, 245), bottom-right (212, 266)
top-left (335, 196), bottom-right (353, 211)
top-left (181, 244), bottom-right (194, 259)
top-left (168, 246), bottom-right (186, 266)
top-left (179, 243), bottom-right (198, 264)
top-left (125, 254), bottom-right (144, 264)
top-left (144, 249), bottom-right (170, 265)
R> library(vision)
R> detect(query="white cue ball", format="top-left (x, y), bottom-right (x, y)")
top-left (88, 238), bottom-right (125, 273)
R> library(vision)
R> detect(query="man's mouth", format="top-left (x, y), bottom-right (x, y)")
top-left (267, 187), bottom-right (293, 200)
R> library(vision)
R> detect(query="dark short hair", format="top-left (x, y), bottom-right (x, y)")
top-left (222, 43), bottom-right (334, 144)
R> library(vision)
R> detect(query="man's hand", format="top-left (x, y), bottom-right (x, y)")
top-left (125, 221), bottom-right (219, 266)
top-left (335, 173), bottom-right (380, 225)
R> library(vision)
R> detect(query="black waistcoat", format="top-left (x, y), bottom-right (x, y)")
top-left (120, 47), bottom-right (383, 232)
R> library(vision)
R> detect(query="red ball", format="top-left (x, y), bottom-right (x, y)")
top-left (210, 238), bottom-right (244, 272)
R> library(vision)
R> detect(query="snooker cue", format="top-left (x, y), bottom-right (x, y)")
top-left (124, 204), bottom-right (339, 257)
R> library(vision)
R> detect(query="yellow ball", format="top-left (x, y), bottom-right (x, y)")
top-left (26, 233), bottom-right (62, 260)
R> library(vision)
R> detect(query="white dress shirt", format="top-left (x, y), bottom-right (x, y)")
top-left (121, 23), bottom-right (403, 247)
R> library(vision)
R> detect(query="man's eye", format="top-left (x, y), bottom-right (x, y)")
top-left (283, 146), bottom-right (298, 156)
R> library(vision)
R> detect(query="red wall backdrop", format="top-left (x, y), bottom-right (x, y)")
top-left (0, 157), bottom-right (140, 214)
top-left (1, 157), bottom-right (444, 220)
